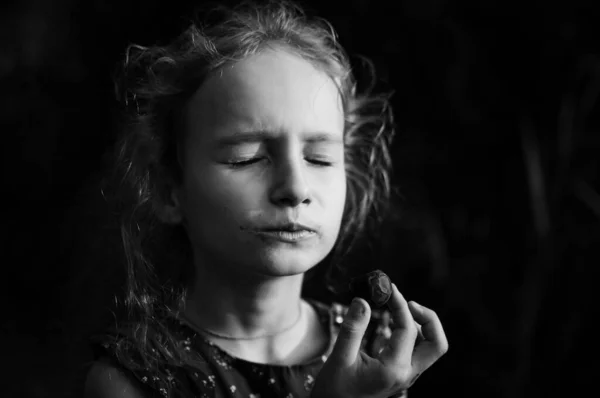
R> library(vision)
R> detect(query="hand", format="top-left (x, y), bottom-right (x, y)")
top-left (311, 284), bottom-right (448, 398)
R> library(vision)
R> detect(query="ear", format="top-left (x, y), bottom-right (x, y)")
top-left (156, 188), bottom-right (184, 225)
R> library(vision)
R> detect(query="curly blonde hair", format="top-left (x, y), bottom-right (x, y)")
top-left (102, 0), bottom-right (395, 395)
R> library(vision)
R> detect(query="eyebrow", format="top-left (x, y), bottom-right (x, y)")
top-left (215, 130), bottom-right (343, 148)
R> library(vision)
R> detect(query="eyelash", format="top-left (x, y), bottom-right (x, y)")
top-left (228, 158), bottom-right (261, 168)
top-left (227, 157), bottom-right (333, 168)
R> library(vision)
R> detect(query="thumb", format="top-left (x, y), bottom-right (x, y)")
top-left (329, 298), bottom-right (371, 367)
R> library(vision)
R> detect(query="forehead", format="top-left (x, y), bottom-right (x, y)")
top-left (184, 48), bottom-right (344, 140)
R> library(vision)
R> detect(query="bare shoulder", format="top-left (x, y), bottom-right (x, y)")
top-left (84, 356), bottom-right (147, 398)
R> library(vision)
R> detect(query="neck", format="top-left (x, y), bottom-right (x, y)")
top-left (184, 260), bottom-right (305, 340)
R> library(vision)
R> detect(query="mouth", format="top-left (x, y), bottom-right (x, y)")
top-left (259, 223), bottom-right (316, 233)
top-left (249, 223), bottom-right (317, 243)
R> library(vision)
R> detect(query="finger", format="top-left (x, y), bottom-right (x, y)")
top-left (382, 283), bottom-right (418, 365)
top-left (408, 301), bottom-right (449, 370)
top-left (415, 323), bottom-right (425, 345)
top-left (389, 317), bottom-right (424, 344)
top-left (329, 297), bottom-right (372, 367)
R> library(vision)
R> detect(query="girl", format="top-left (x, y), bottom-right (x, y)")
top-left (84, 1), bottom-right (448, 397)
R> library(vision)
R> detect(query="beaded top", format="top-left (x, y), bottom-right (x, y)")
top-left (90, 299), bottom-right (405, 398)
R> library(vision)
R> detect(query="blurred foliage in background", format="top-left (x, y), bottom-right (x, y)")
top-left (1, 0), bottom-right (598, 397)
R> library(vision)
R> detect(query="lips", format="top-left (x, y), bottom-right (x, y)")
top-left (259, 223), bottom-right (316, 233)
top-left (249, 223), bottom-right (317, 243)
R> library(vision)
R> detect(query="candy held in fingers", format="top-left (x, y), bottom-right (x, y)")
top-left (349, 270), bottom-right (393, 308)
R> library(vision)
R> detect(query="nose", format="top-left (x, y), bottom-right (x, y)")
top-left (269, 156), bottom-right (312, 208)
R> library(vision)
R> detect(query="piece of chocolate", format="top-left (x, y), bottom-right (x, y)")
top-left (349, 270), bottom-right (393, 308)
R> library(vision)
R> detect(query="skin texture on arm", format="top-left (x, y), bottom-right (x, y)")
top-left (84, 357), bottom-right (148, 398)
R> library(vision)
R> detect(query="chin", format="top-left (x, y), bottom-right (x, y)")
top-left (243, 247), bottom-right (328, 277)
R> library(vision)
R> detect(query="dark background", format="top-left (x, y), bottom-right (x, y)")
top-left (1, 0), bottom-right (599, 397)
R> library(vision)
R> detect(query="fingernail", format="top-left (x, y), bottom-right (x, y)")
top-left (351, 298), bottom-right (366, 316)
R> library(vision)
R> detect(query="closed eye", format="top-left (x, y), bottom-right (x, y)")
top-left (227, 158), bottom-right (264, 168)
top-left (306, 158), bottom-right (333, 167)
top-left (226, 157), bottom-right (333, 168)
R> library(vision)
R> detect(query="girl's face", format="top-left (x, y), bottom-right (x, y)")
top-left (176, 48), bottom-right (346, 277)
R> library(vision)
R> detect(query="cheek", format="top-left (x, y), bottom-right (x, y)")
top-left (182, 167), bottom-right (263, 219)
top-left (316, 170), bottom-right (347, 220)
top-left (332, 176), bottom-right (347, 210)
